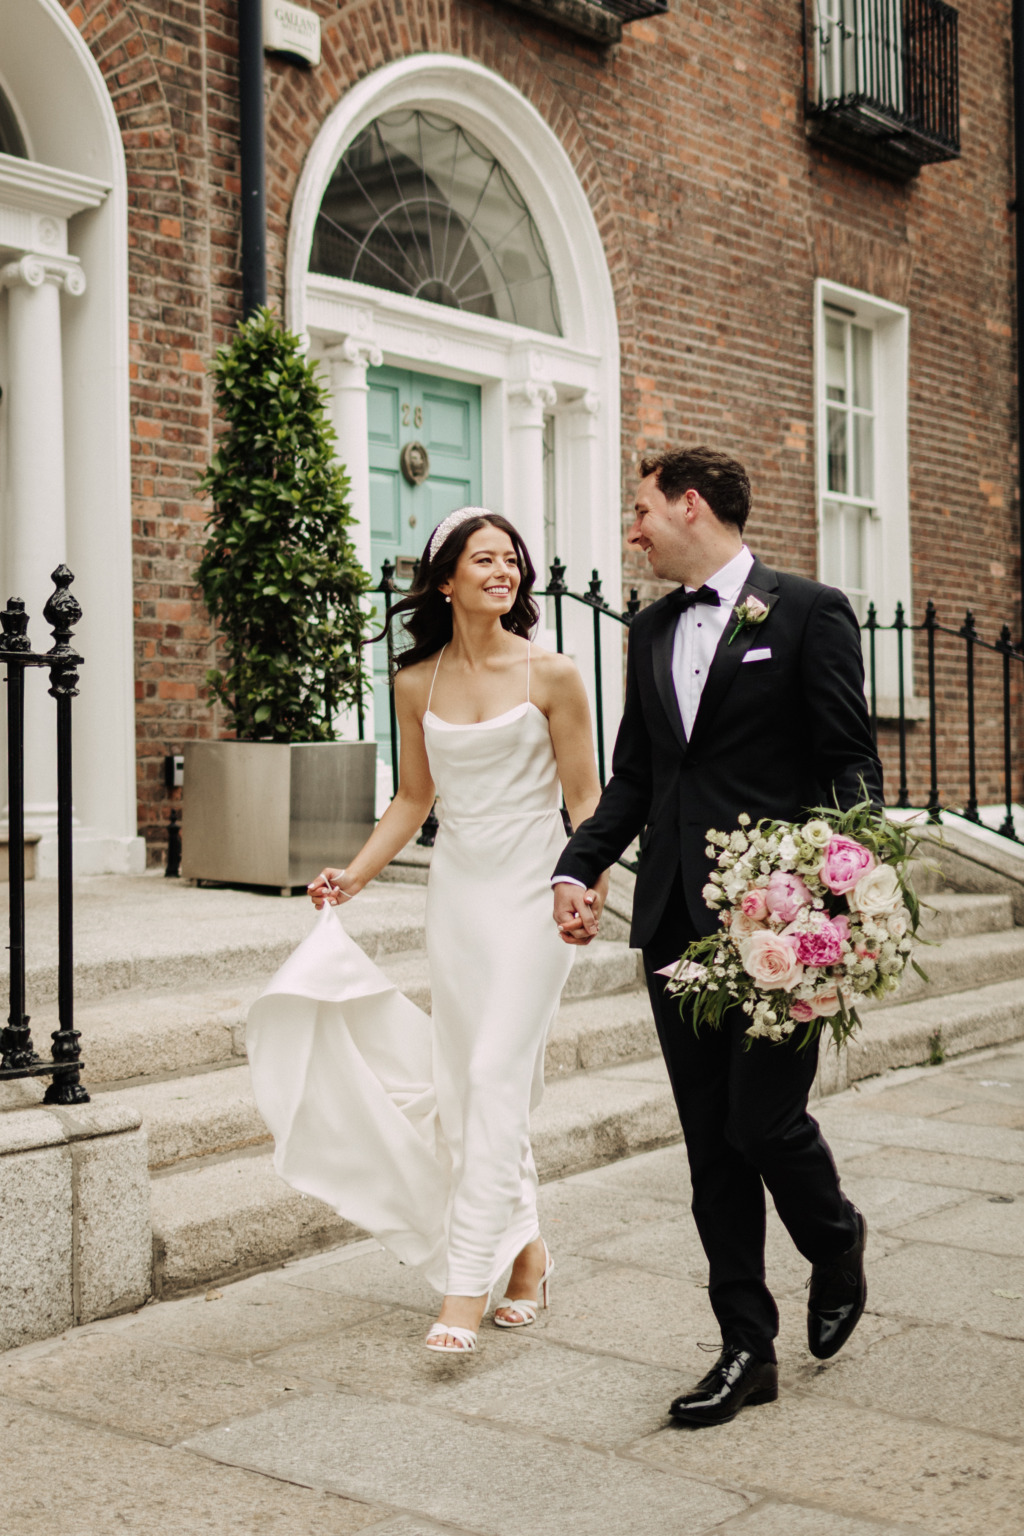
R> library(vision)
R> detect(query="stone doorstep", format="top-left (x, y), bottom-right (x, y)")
top-left (5, 916), bottom-right (1016, 1103)
top-left (148, 1067), bottom-right (681, 1296)
top-left (0, 1100), bottom-right (151, 1352)
top-left (915, 890), bottom-right (1014, 939)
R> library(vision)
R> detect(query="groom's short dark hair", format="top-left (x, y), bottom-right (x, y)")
top-left (639, 448), bottom-right (751, 533)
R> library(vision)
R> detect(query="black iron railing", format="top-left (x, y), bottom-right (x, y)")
top-left (862, 601), bottom-right (1023, 839)
top-left (368, 561), bottom-right (1024, 849)
top-left (805, 0), bottom-right (960, 174)
top-left (0, 568), bottom-right (87, 1103)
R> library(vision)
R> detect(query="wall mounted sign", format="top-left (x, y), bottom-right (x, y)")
top-left (262, 0), bottom-right (321, 66)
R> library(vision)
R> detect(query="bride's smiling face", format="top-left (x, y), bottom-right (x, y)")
top-left (442, 526), bottom-right (521, 615)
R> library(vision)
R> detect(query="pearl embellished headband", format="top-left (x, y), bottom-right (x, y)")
top-left (427, 506), bottom-right (493, 562)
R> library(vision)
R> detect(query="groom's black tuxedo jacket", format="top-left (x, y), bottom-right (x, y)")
top-left (553, 558), bottom-right (884, 949)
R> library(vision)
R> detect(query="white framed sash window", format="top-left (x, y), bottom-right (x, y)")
top-left (814, 279), bottom-right (914, 708)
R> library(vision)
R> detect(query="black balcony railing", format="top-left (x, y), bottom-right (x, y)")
top-left (369, 561), bottom-right (1024, 852)
top-left (805, 0), bottom-right (960, 176)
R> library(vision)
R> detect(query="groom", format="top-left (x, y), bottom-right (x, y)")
top-left (552, 447), bottom-right (883, 1426)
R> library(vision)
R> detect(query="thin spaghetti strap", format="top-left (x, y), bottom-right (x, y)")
top-left (426, 644), bottom-right (447, 715)
top-left (526, 642), bottom-right (531, 705)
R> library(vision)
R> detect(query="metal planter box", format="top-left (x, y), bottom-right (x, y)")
top-left (181, 740), bottom-right (376, 891)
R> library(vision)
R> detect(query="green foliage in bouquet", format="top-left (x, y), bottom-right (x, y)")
top-left (196, 307), bottom-right (370, 742)
top-left (665, 795), bottom-right (930, 1052)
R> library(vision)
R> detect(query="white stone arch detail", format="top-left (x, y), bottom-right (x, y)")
top-left (287, 55), bottom-right (623, 745)
top-left (0, 0), bottom-right (141, 871)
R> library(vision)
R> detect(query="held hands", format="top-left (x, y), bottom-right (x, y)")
top-left (308, 868), bottom-right (361, 909)
top-left (553, 876), bottom-right (608, 946)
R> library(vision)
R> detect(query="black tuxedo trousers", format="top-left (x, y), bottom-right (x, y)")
top-left (647, 879), bottom-right (857, 1360)
top-left (554, 560), bottom-right (883, 1359)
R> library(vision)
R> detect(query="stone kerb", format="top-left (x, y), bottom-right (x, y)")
top-left (0, 1100), bottom-right (151, 1351)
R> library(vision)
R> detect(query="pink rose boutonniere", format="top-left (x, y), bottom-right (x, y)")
top-left (728, 594), bottom-right (770, 645)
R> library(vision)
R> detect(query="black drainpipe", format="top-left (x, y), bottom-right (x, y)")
top-left (238, 0), bottom-right (267, 318)
top-left (1014, 0), bottom-right (1024, 636)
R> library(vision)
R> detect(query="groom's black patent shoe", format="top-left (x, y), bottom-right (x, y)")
top-left (669, 1347), bottom-right (778, 1427)
top-left (807, 1208), bottom-right (868, 1360)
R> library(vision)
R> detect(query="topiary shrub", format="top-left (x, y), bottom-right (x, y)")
top-left (196, 307), bottom-right (370, 742)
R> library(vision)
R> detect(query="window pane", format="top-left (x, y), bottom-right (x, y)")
top-left (312, 110), bottom-right (562, 337)
top-left (852, 325), bottom-right (873, 409)
top-left (825, 317), bottom-right (846, 401)
top-left (853, 413), bottom-right (874, 499)
top-left (843, 506), bottom-right (866, 596)
top-left (827, 406), bottom-right (848, 494)
top-left (822, 501), bottom-right (842, 587)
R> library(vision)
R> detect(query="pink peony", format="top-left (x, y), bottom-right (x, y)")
top-left (794, 920), bottom-right (844, 968)
top-left (765, 871), bottom-right (813, 924)
top-left (789, 999), bottom-right (816, 1023)
top-left (740, 930), bottom-right (804, 991)
top-left (831, 912), bottom-right (850, 944)
top-left (741, 887), bottom-right (770, 922)
top-left (819, 836), bottom-right (875, 894)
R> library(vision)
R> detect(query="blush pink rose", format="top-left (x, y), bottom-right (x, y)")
top-left (740, 930), bottom-right (804, 991)
top-left (831, 912), bottom-right (850, 944)
top-left (810, 983), bottom-right (843, 1018)
top-left (789, 999), bottom-right (816, 1023)
top-left (765, 871), bottom-right (813, 924)
top-left (819, 836), bottom-right (875, 894)
top-left (741, 887), bottom-right (770, 922)
top-left (731, 910), bottom-right (767, 941)
top-left (794, 920), bottom-right (844, 968)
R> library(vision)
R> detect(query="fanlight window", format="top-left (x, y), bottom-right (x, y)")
top-left (311, 110), bottom-right (563, 337)
top-left (0, 85), bottom-right (28, 158)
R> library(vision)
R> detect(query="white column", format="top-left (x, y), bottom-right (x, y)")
top-left (324, 336), bottom-right (382, 746)
top-left (325, 337), bottom-right (383, 579)
top-left (0, 253), bottom-right (86, 825)
top-left (506, 380), bottom-right (556, 574)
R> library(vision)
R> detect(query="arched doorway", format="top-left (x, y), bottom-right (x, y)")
top-left (287, 56), bottom-right (622, 778)
top-left (0, 0), bottom-right (141, 873)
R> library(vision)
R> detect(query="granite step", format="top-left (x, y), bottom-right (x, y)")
top-left (916, 891), bottom-right (1014, 940)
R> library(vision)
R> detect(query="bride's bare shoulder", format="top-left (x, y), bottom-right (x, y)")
top-left (529, 646), bottom-right (585, 697)
top-left (394, 656), bottom-right (440, 705)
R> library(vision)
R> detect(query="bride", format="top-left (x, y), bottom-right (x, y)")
top-left (247, 507), bottom-right (608, 1353)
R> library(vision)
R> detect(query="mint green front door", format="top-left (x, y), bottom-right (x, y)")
top-left (367, 366), bottom-right (482, 766)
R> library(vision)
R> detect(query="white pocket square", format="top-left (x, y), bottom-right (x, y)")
top-left (743, 647), bottom-right (772, 663)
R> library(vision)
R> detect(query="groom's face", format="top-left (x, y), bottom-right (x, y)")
top-left (628, 475), bottom-right (695, 583)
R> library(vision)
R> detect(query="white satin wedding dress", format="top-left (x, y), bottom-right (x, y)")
top-left (247, 646), bottom-right (574, 1296)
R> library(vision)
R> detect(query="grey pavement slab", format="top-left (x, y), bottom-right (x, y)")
top-left (0, 1330), bottom-right (311, 1444)
top-left (637, 1395), bottom-right (1024, 1536)
top-left (841, 1141), bottom-right (1024, 1196)
top-left (136, 1273), bottom-right (386, 1358)
top-left (811, 1322), bottom-right (1024, 1436)
top-left (937, 1098), bottom-right (1024, 1128)
top-left (867, 1241), bottom-right (1024, 1336)
top-left (0, 1399), bottom-right (385, 1536)
top-left (562, 1140), bottom-right (692, 1204)
top-left (713, 1504), bottom-right (930, 1536)
top-left (183, 1391), bottom-right (748, 1536)
top-left (889, 1192), bottom-right (1024, 1256)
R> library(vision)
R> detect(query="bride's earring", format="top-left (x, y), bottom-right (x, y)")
top-left (444, 594), bottom-right (452, 604)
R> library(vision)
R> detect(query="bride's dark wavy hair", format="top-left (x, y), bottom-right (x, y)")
top-left (371, 511), bottom-right (539, 673)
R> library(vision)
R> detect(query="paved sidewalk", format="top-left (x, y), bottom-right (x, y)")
top-left (3, 1044), bottom-right (1023, 1536)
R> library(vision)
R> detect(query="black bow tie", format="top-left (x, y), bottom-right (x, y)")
top-left (666, 584), bottom-right (722, 615)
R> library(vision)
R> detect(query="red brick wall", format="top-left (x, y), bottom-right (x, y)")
top-left (60, 0), bottom-right (1020, 855)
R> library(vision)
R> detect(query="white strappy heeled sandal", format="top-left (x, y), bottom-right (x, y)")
top-left (493, 1241), bottom-right (554, 1329)
top-left (425, 1322), bottom-right (478, 1354)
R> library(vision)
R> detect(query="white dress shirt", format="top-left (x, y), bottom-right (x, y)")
top-left (553, 544), bottom-right (754, 893)
top-left (672, 544), bottom-right (754, 738)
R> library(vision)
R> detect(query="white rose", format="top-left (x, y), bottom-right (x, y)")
top-left (848, 863), bottom-right (902, 917)
top-left (887, 907), bottom-right (911, 938)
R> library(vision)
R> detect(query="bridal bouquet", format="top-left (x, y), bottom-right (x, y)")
top-left (662, 800), bottom-right (926, 1049)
